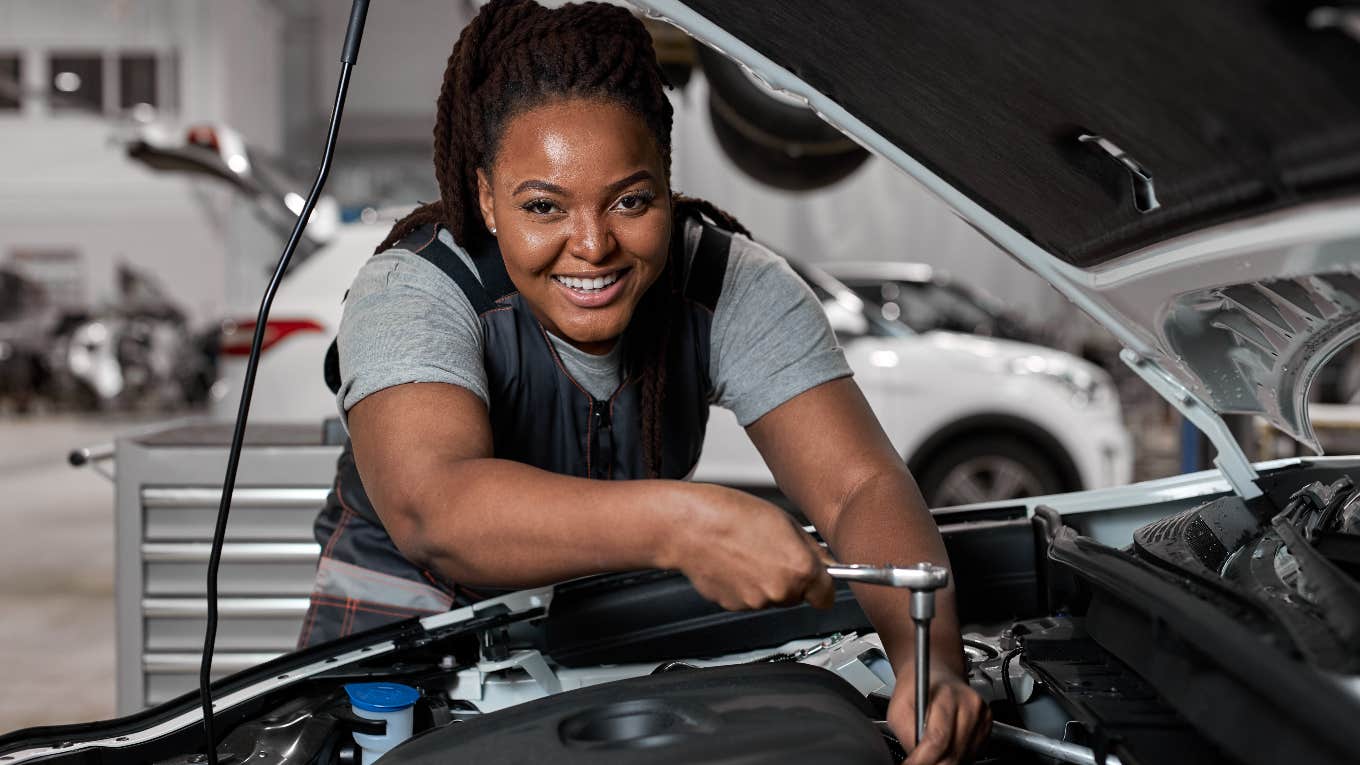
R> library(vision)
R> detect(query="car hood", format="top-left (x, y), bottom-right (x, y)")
top-left (632, 1), bottom-right (1360, 481)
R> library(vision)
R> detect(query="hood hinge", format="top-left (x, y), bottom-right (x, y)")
top-left (1121, 349), bottom-right (1263, 499)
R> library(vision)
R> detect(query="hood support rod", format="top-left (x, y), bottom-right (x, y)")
top-left (1121, 349), bottom-right (1262, 499)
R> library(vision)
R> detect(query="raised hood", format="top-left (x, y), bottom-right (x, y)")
top-left (633, 0), bottom-right (1360, 496)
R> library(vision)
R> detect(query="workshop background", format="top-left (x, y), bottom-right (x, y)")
top-left (1, 0), bottom-right (1348, 733)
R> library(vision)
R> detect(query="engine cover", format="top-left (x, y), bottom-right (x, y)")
top-left (381, 663), bottom-right (891, 764)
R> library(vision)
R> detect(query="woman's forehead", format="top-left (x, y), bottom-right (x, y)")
top-left (492, 98), bottom-right (665, 191)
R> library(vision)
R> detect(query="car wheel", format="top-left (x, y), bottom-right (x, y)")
top-left (916, 437), bottom-right (1064, 507)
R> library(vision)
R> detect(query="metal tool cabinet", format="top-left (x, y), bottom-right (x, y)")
top-left (113, 422), bottom-right (339, 713)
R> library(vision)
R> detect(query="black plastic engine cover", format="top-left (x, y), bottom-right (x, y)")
top-left (382, 664), bottom-right (892, 765)
top-left (511, 510), bottom-right (1042, 667)
top-left (509, 570), bottom-right (872, 667)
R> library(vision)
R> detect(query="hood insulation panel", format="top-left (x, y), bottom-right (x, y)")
top-left (678, 0), bottom-right (1360, 267)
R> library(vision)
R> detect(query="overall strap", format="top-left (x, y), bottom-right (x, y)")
top-left (324, 224), bottom-right (511, 394)
top-left (684, 219), bottom-right (734, 312)
top-left (462, 232), bottom-right (517, 302)
top-left (399, 225), bottom-right (498, 313)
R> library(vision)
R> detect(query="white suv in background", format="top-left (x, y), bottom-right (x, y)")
top-left (699, 263), bottom-right (1131, 506)
top-left (128, 125), bottom-right (1132, 507)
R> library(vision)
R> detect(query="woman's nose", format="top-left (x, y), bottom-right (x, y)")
top-left (568, 214), bottom-right (616, 264)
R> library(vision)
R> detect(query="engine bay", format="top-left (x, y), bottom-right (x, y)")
top-left (5, 460), bottom-right (1360, 765)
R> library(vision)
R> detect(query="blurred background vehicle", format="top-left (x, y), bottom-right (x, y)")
top-left (700, 263), bottom-right (1131, 507)
top-left (120, 122), bottom-right (347, 420)
top-left (0, 260), bottom-right (215, 414)
top-left (50, 263), bottom-right (217, 412)
top-left (0, 268), bottom-right (60, 413)
top-left (820, 261), bottom-right (1037, 343)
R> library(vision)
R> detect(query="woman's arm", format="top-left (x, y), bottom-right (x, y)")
top-left (347, 380), bottom-right (835, 609)
top-left (746, 376), bottom-right (990, 762)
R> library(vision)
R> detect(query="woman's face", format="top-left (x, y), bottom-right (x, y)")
top-left (478, 97), bottom-right (672, 355)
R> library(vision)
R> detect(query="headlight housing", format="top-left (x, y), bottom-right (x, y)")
top-left (1008, 354), bottom-right (1114, 408)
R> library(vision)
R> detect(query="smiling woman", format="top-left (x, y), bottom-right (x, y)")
top-left (303, 1), bottom-right (988, 758)
top-left (476, 99), bottom-right (672, 354)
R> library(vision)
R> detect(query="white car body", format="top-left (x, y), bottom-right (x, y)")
top-left (214, 223), bottom-right (1132, 502)
top-left (211, 222), bottom-right (383, 423)
top-left (696, 330), bottom-right (1131, 494)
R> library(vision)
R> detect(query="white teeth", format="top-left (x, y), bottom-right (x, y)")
top-left (555, 272), bottom-right (620, 291)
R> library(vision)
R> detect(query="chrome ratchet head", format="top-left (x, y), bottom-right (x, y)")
top-left (824, 562), bottom-right (949, 591)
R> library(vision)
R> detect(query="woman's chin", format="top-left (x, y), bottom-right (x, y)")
top-left (552, 318), bottom-right (628, 355)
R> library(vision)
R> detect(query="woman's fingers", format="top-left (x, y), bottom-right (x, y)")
top-left (894, 679), bottom-right (994, 765)
top-left (902, 689), bottom-right (958, 765)
top-left (967, 697), bottom-right (993, 758)
top-left (803, 565), bottom-right (836, 608)
top-left (801, 535), bottom-right (836, 609)
top-left (947, 685), bottom-right (989, 763)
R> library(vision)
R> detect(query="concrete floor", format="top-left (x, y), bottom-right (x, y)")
top-left (0, 415), bottom-right (160, 732)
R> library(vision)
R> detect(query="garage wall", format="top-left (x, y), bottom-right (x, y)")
top-left (0, 0), bottom-right (284, 325)
top-left (314, 0), bottom-right (474, 128)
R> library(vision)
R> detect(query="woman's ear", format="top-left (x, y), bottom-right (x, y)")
top-left (476, 169), bottom-right (497, 235)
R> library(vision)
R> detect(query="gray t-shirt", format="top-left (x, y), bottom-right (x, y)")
top-left (335, 218), bottom-right (851, 429)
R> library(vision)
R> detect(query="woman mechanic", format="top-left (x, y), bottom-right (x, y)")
top-left (299, 1), bottom-right (989, 760)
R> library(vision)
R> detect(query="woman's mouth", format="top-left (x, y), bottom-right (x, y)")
top-left (553, 271), bottom-right (621, 291)
top-left (551, 268), bottom-right (630, 308)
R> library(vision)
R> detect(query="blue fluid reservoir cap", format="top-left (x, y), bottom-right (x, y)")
top-left (345, 682), bottom-right (420, 713)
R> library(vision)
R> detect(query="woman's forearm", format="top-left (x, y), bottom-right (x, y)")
top-left (346, 384), bottom-right (829, 604)
top-left (824, 467), bottom-right (966, 678)
top-left (379, 457), bottom-right (696, 587)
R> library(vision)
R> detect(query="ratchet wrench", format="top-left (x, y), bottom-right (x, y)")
top-left (825, 562), bottom-right (949, 743)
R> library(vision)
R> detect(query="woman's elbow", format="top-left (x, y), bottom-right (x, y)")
top-left (375, 494), bottom-right (445, 569)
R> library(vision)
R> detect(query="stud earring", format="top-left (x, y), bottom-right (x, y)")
top-left (489, 226), bottom-right (497, 235)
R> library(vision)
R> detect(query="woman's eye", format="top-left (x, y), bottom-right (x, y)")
top-left (614, 191), bottom-right (654, 213)
top-left (523, 199), bottom-right (560, 215)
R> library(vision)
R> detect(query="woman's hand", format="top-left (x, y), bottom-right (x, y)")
top-left (661, 483), bottom-right (836, 611)
top-left (889, 661), bottom-right (991, 764)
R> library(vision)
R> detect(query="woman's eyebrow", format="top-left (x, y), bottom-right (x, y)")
top-left (512, 179), bottom-right (569, 196)
top-left (511, 170), bottom-right (655, 197)
top-left (606, 170), bottom-right (655, 194)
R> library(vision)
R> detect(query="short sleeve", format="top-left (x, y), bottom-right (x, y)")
top-left (707, 233), bottom-right (853, 426)
top-left (335, 249), bottom-right (488, 426)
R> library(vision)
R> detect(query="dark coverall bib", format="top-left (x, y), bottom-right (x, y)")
top-left (297, 215), bottom-right (733, 648)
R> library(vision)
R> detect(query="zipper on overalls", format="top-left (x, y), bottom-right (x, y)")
top-left (590, 399), bottom-right (613, 480)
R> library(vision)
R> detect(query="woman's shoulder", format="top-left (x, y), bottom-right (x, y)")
top-left (681, 216), bottom-right (803, 302)
top-left (348, 238), bottom-right (477, 312)
top-left (336, 234), bottom-right (491, 410)
top-left (692, 217), bottom-right (850, 425)
top-left (680, 215), bottom-right (799, 304)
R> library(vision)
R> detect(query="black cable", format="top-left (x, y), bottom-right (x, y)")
top-left (1001, 648), bottom-right (1021, 711)
top-left (198, 4), bottom-right (369, 761)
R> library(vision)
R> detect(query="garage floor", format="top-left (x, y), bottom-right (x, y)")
top-left (0, 415), bottom-right (158, 732)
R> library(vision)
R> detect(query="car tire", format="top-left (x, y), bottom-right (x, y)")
top-left (915, 436), bottom-right (1065, 507)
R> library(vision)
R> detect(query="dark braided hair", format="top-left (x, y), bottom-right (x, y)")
top-left (384, 0), bottom-right (745, 477)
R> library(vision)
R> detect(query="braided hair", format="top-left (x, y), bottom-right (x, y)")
top-left (383, 0), bottom-right (745, 477)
